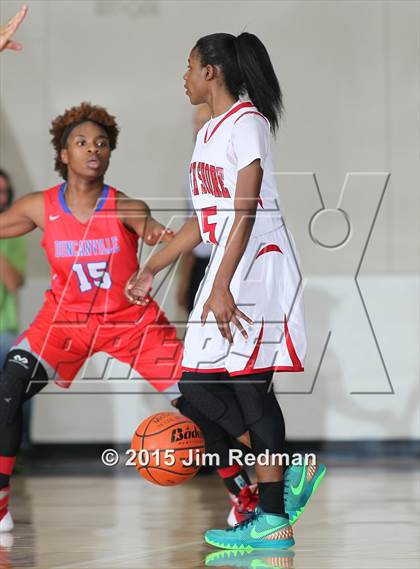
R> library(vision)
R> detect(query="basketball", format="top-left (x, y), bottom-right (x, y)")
top-left (131, 412), bottom-right (205, 486)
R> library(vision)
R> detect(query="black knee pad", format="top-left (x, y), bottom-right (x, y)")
top-left (175, 395), bottom-right (233, 466)
top-left (179, 373), bottom-right (227, 422)
top-left (248, 391), bottom-right (285, 455)
top-left (231, 382), bottom-right (267, 425)
top-left (231, 376), bottom-right (286, 455)
top-left (179, 373), bottom-right (247, 439)
top-left (0, 350), bottom-right (48, 427)
top-left (249, 415), bottom-right (285, 455)
top-left (175, 395), bottom-right (227, 445)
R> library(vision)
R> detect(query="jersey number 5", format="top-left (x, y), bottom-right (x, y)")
top-left (201, 206), bottom-right (218, 244)
top-left (73, 262), bottom-right (112, 292)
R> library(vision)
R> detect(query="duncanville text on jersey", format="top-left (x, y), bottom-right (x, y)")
top-left (54, 236), bottom-right (120, 258)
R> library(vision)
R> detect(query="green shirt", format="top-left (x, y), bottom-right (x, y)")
top-left (0, 236), bottom-right (26, 333)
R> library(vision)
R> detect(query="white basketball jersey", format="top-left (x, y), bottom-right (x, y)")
top-left (183, 101), bottom-right (307, 374)
top-left (189, 101), bottom-right (284, 246)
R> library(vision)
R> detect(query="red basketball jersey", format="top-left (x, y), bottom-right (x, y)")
top-left (41, 183), bottom-right (139, 313)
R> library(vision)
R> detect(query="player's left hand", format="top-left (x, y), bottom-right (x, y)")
top-left (125, 266), bottom-right (154, 305)
top-left (144, 218), bottom-right (175, 246)
top-left (201, 285), bottom-right (253, 344)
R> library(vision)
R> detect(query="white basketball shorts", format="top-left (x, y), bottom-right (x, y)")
top-left (181, 224), bottom-right (307, 376)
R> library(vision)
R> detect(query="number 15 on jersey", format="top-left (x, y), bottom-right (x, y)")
top-left (201, 206), bottom-right (218, 244)
top-left (72, 261), bottom-right (112, 292)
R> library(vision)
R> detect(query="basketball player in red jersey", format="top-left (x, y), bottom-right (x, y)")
top-left (0, 102), bottom-right (183, 533)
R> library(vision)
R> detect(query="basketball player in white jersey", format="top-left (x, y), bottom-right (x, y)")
top-left (126, 33), bottom-right (326, 550)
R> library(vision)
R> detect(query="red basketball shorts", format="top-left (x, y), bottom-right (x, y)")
top-left (14, 291), bottom-right (182, 394)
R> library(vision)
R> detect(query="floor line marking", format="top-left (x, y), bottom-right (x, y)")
top-left (55, 539), bottom-right (203, 569)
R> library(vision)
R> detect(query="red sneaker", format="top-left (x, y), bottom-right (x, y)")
top-left (0, 511), bottom-right (13, 533)
top-left (227, 483), bottom-right (259, 527)
top-left (0, 487), bottom-right (13, 533)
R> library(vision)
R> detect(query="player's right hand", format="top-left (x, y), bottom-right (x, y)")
top-left (125, 267), bottom-right (154, 306)
top-left (0, 5), bottom-right (28, 53)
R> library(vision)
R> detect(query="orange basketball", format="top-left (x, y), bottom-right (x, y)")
top-left (131, 412), bottom-right (205, 486)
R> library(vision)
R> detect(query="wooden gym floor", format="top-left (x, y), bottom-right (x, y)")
top-left (0, 459), bottom-right (419, 568)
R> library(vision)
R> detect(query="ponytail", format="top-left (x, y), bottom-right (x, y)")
top-left (235, 33), bottom-right (283, 133)
top-left (194, 32), bottom-right (283, 133)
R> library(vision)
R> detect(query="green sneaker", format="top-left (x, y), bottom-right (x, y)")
top-left (205, 548), bottom-right (295, 567)
top-left (204, 508), bottom-right (294, 551)
top-left (284, 462), bottom-right (326, 525)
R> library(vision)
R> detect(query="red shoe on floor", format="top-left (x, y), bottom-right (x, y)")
top-left (0, 487), bottom-right (13, 533)
top-left (227, 483), bottom-right (259, 527)
top-left (0, 510), bottom-right (13, 533)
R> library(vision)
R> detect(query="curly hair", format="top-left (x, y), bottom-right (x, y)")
top-left (50, 102), bottom-right (120, 179)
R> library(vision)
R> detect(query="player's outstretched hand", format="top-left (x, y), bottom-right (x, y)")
top-left (125, 266), bottom-right (154, 306)
top-left (201, 285), bottom-right (253, 344)
top-left (144, 218), bottom-right (175, 246)
top-left (0, 5), bottom-right (28, 53)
